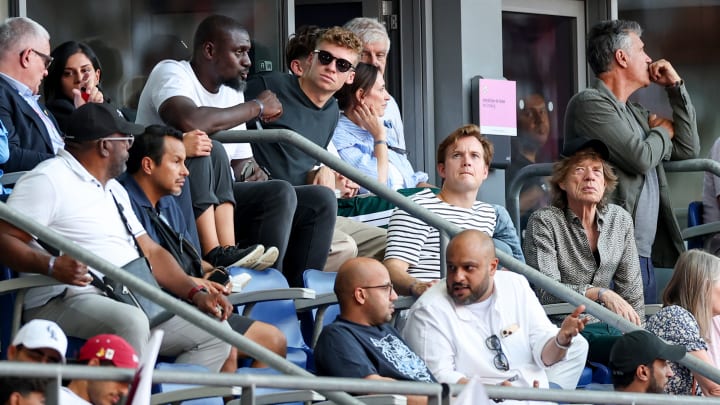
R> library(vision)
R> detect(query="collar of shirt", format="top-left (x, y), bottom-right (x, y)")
top-left (56, 149), bottom-right (103, 188)
top-left (564, 204), bottom-right (607, 231)
top-left (0, 72), bottom-right (34, 98)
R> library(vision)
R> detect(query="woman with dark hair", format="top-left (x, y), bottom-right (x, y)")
top-left (332, 62), bottom-right (429, 193)
top-left (43, 41), bottom-right (104, 131)
top-left (646, 249), bottom-right (720, 396)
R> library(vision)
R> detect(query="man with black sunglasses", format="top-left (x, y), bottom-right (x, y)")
top-left (315, 257), bottom-right (435, 405)
top-left (402, 230), bottom-right (589, 393)
top-left (247, 27), bottom-right (388, 275)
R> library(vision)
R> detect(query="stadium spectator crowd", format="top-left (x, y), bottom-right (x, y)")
top-left (0, 12), bottom-right (716, 404)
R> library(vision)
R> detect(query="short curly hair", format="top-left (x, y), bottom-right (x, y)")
top-left (315, 26), bottom-right (362, 64)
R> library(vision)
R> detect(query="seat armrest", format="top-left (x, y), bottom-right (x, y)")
top-left (682, 221), bottom-right (720, 240)
top-left (295, 292), bottom-right (337, 312)
top-left (227, 288), bottom-right (316, 306)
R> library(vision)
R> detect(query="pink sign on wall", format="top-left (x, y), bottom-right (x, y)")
top-left (477, 78), bottom-right (517, 136)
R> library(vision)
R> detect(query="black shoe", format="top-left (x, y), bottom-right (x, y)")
top-left (204, 244), bottom-right (264, 268)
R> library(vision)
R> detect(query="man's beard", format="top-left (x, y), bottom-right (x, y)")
top-left (223, 77), bottom-right (246, 92)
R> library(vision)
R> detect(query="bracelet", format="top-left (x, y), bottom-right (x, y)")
top-left (47, 256), bottom-right (56, 276)
top-left (252, 99), bottom-right (264, 120)
top-left (665, 80), bottom-right (683, 89)
top-left (187, 285), bottom-right (208, 302)
top-left (554, 335), bottom-right (571, 350)
top-left (597, 287), bottom-right (608, 304)
top-left (374, 139), bottom-right (387, 146)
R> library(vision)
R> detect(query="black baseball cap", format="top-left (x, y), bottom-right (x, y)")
top-left (609, 330), bottom-right (686, 377)
top-left (65, 103), bottom-right (145, 142)
top-left (561, 137), bottom-right (610, 160)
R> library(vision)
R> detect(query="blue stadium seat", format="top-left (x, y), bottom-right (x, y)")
top-left (300, 269), bottom-right (339, 349)
top-left (227, 267), bottom-right (313, 371)
top-left (687, 201), bottom-right (704, 250)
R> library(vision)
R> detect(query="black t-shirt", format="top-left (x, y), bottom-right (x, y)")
top-left (245, 72), bottom-right (339, 186)
top-left (314, 317), bottom-right (436, 383)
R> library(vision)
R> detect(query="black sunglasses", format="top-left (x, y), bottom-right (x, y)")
top-left (486, 334), bottom-right (510, 371)
top-left (313, 49), bottom-right (354, 73)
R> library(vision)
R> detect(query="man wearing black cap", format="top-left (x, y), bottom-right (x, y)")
top-left (609, 330), bottom-right (685, 393)
top-left (0, 103), bottom-right (232, 372)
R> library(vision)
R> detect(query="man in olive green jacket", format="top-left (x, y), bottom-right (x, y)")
top-left (564, 20), bottom-right (699, 304)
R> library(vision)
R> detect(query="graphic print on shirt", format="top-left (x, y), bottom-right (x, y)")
top-left (371, 334), bottom-right (434, 382)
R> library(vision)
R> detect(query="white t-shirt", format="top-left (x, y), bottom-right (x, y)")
top-left (8, 149), bottom-right (146, 309)
top-left (60, 387), bottom-right (92, 405)
top-left (135, 59), bottom-right (251, 160)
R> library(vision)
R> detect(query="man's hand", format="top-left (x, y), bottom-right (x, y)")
top-left (51, 255), bottom-right (92, 286)
top-left (649, 59), bottom-right (682, 87)
top-left (599, 290), bottom-right (641, 325)
top-left (231, 157), bottom-right (268, 182)
top-left (183, 129), bottom-right (213, 157)
top-left (648, 113), bottom-right (675, 139)
top-left (312, 166), bottom-right (337, 190)
top-left (255, 90), bottom-right (283, 123)
top-left (192, 290), bottom-right (232, 321)
top-left (335, 173), bottom-right (359, 198)
top-left (410, 280), bottom-right (438, 297)
top-left (557, 304), bottom-right (589, 346)
top-left (192, 276), bottom-right (229, 296)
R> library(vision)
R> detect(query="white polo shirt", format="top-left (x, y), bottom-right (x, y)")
top-left (8, 149), bottom-right (146, 309)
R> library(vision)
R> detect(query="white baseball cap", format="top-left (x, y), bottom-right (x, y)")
top-left (11, 319), bottom-right (68, 363)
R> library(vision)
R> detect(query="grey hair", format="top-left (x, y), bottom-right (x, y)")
top-left (586, 20), bottom-right (642, 76)
top-left (343, 17), bottom-right (390, 52)
top-left (0, 17), bottom-right (50, 60)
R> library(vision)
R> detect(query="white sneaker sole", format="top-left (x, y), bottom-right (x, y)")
top-left (249, 246), bottom-right (279, 270)
top-left (227, 245), bottom-right (265, 268)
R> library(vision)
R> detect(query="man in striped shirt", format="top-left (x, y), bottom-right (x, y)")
top-left (384, 124), bottom-right (523, 297)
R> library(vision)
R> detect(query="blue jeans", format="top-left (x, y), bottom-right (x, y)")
top-left (639, 256), bottom-right (658, 304)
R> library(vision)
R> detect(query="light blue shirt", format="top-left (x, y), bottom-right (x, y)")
top-left (332, 114), bottom-right (428, 194)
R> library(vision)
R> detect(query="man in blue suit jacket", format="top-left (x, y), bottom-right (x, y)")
top-left (0, 17), bottom-right (62, 173)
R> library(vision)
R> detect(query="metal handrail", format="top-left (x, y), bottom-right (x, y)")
top-left (506, 159), bottom-right (720, 238)
top-left (0, 362), bottom-right (714, 405)
top-left (0, 201), bottom-right (363, 405)
top-left (213, 129), bottom-right (720, 385)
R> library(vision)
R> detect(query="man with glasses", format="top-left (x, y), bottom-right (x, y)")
top-left (314, 257), bottom-right (435, 405)
top-left (402, 230), bottom-right (589, 391)
top-left (0, 103), bottom-right (233, 372)
top-left (0, 17), bottom-right (64, 173)
top-left (7, 319), bottom-right (67, 364)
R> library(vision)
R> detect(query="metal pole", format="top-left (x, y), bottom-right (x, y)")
top-left (212, 130), bottom-right (720, 385)
top-left (0, 202), bottom-right (363, 405)
top-left (0, 362), bottom-right (712, 405)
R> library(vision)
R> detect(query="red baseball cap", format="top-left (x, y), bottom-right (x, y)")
top-left (78, 334), bottom-right (139, 368)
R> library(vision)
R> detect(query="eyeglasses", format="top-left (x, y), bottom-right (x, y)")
top-left (27, 48), bottom-right (54, 69)
top-left (360, 282), bottom-right (394, 297)
top-left (485, 335), bottom-right (509, 371)
top-left (313, 50), bottom-right (354, 73)
top-left (100, 135), bottom-right (134, 147)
